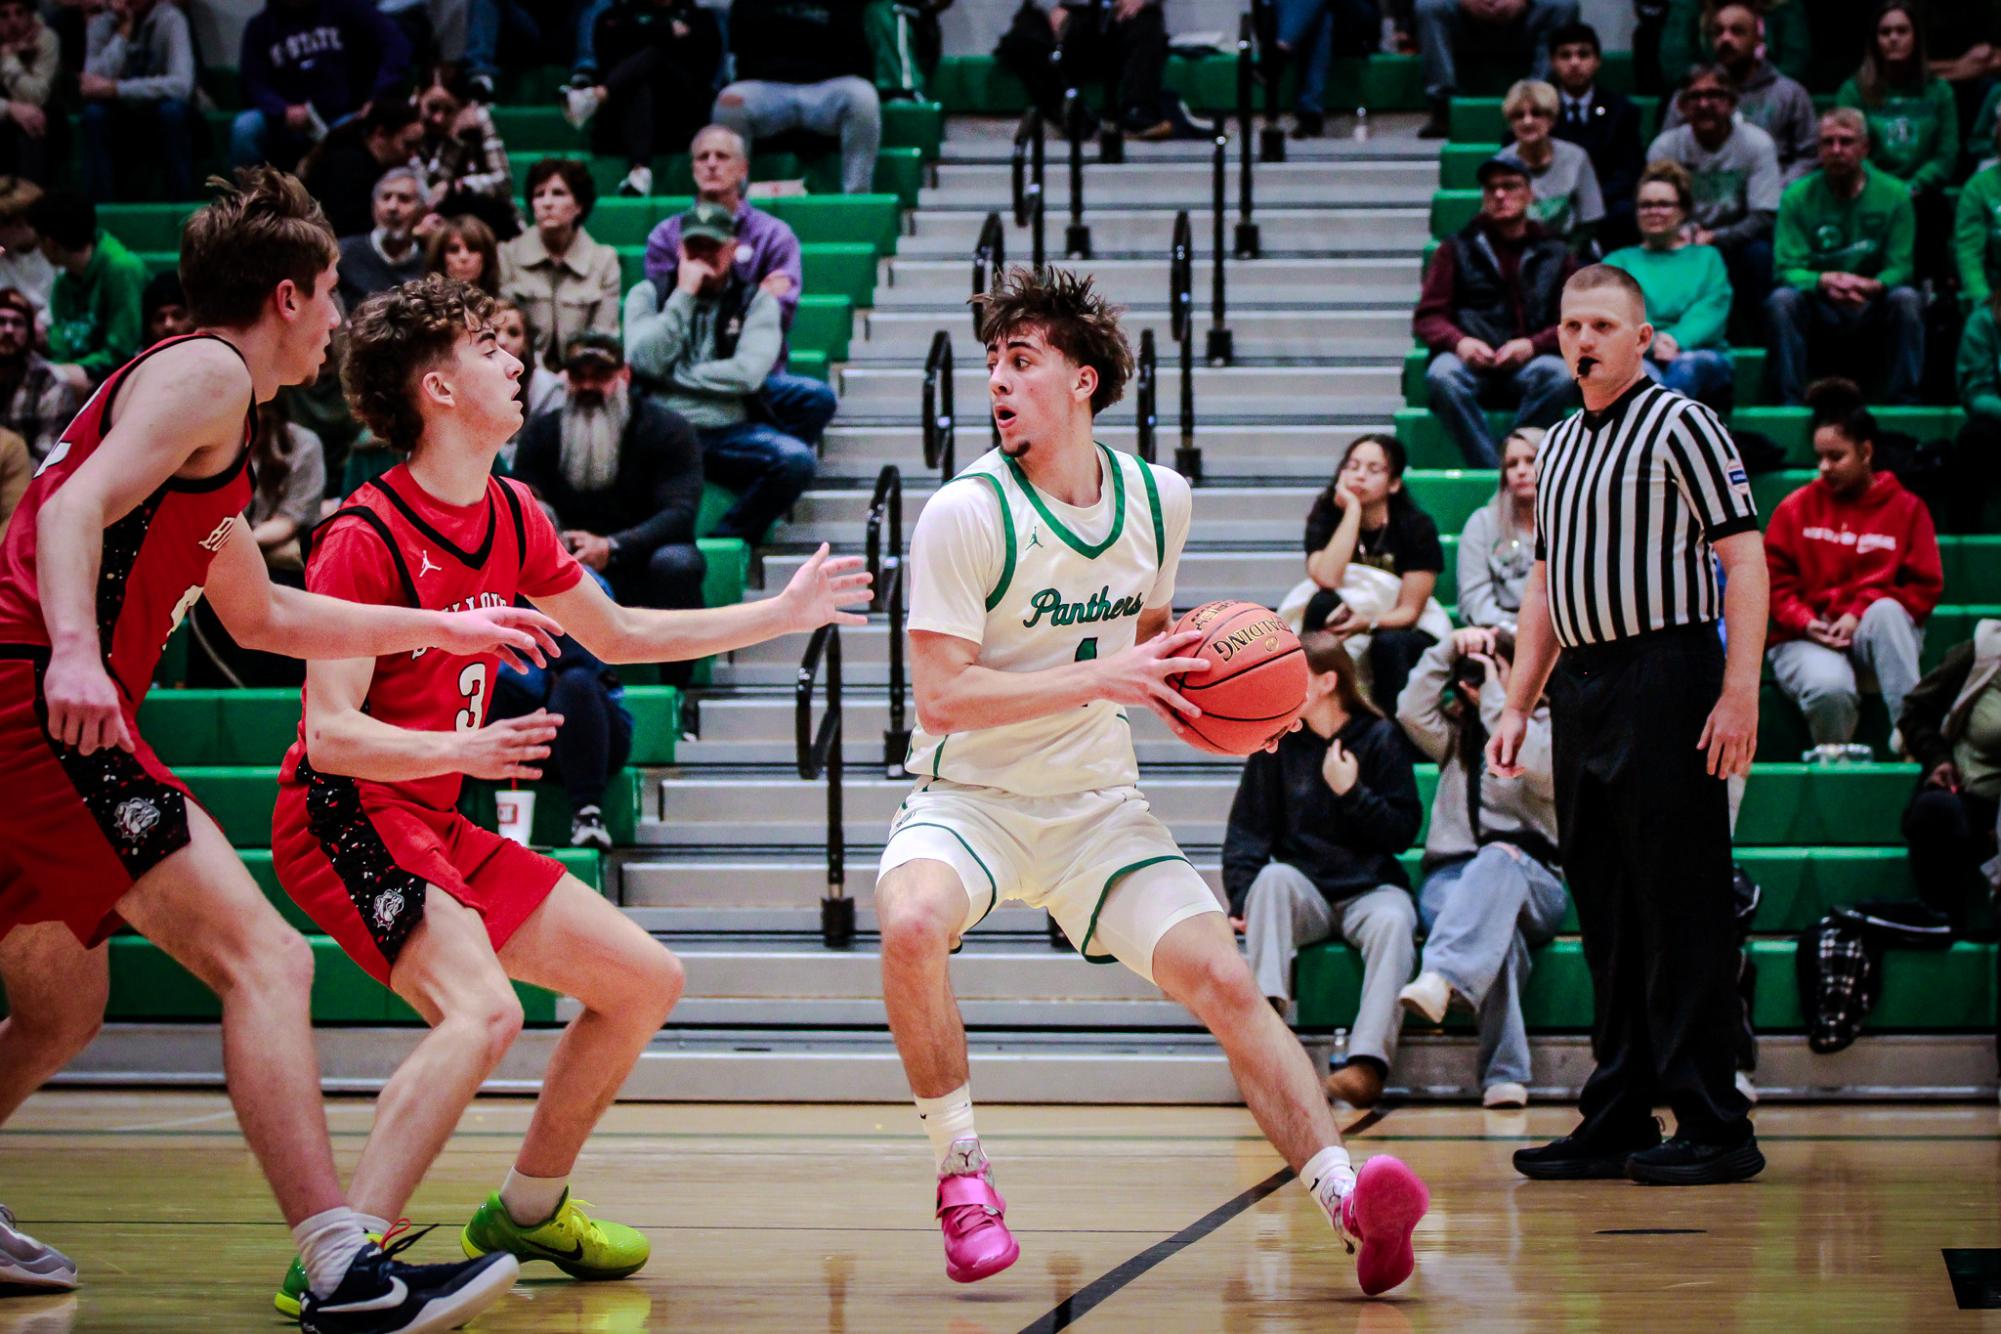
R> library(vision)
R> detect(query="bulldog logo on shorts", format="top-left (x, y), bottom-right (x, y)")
top-left (112, 797), bottom-right (161, 846)
top-left (373, 888), bottom-right (406, 932)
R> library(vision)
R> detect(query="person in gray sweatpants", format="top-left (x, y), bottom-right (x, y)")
top-left (1225, 633), bottom-right (1424, 1110)
top-left (1394, 629), bottom-right (1566, 1108)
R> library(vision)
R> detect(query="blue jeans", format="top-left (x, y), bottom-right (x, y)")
top-left (713, 76), bottom-right (882, 195)
top-left (1413, 0), bottom-right (1578, 99)
top-left (1275, 0), bottom-right (1337, 115)
top-left (230, 108), bottom-right (311, 169)
top-left (1417, 844), bottom-right (1568, 1089)
top-left (697, 420), bottom-right (818, 543)
top-left (80, 98), bottom-right (193, 201)
top-left (757, 370), bottom-right (838, 446)
top-left (1423, 350), bottom-right (1577, 467)
top-left (572, 0), bottom-right (612, 75)
top-left (466, 0), bottom-right (542, 80)
top-left (1763, 283), bottom-right (1925, 406)
top-left (1643, 347), bottom-right (1734, 409)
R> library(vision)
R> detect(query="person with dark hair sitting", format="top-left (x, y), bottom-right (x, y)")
top-left (304, 99), bottom-right (424, 238)
top-left (1765, 379), bottom-right (1941, 752)
top-left (1647, 64), bottom-right (1782, 322)
top-left (1414, 156), bottom-right (1579, 467)
top-left (0, 0), bottom-right (59, 184)
top-left (140, 268), bottom-right (191, 342)
top-left (1899, 618), bottom-right (2001, 935)
top-left (1836, 3), bottom-right (1957, 282)
top-left (1604, 159), bottom-right (1735, 410)
top-left (1411, 0), bottom-right (1581, 138)
top-left (28, 190), bottom-right (146, 392)
top-left (510, 331), bottom-right (708, 625)
top-left (1225, 632), bottom-right (1422, 1110)
top-left (0, 284), bottom-right (75, 463)
top-left (423, 212), bottom-right (498, 296)
top-left (561, 0), bottom-right (722, 199)
top-left (412, 61), bottom-right (515, 236)
top-left (499, 157), bottom-right (621, 367)
top-left (1658, 2), bottom-right (1818, 184)
top-left (1295, 433), bottom-right (1450, 713)
top-left (1543, 22), bottom-right (1643, 249)
top-left (713, 0), bottom-right (881, 193)
top-left (231, 0), bottom-right (412, 169)
top-left (1395, 626), bottom-right (1564, 1110)
top-left (1765, 107), bottom-right (1922, 406)
top-left (78, 0), bottom-right (196, 201)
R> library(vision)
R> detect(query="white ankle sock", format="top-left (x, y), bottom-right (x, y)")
top-left (914, 1084), bottom-right (979, 1172)
top-left (1302, 1145), bottom-right (1356, 1222)
top-left (292, 1206), bottom-right (369, 1297)
top-left (355, 1213), bottom-right (389, 1239)
top-left (499, 1169), bottom-right (569, 1226)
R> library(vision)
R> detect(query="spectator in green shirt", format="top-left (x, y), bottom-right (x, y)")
top-left (25, 190), bottom-right (146, 394)
top-left (1765, 108), bottom-right (1923, 406)
top-left (1836, 3), bottom-right (1959, 281)
top-left (1954, 116), bottom-right (2001, 305)
top-left (1605, 160), bottom-right (1735, 408)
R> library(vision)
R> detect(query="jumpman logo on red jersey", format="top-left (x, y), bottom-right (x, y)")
top-left (416, 550), bottom-right (442, 579)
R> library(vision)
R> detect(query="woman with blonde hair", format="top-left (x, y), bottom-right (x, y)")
top-left (1500, 78), bottom-right (1605, 253)
top-left (1456, 426), bottom-right (1542, 633)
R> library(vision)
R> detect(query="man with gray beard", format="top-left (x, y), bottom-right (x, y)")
top-left (511, 331), bottom-right (707, 616)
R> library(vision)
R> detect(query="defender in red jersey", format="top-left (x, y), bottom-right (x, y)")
top-left (268, 277), bottom-right (868, 1296)
top-left (0, 171), bottom-right (559, 1331)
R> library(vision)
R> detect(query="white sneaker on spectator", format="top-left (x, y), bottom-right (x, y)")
top-left (570, 805), bottom-right (613, 850)
top-left (618, 165), bottom-right (653, 197)
top-left (564, 85), bottom-right (603, 130)
top-left (1397, 971), bottom-right (1452, 1025)
top-left (1735, 1070), bottom-right (1759, 1104)
top-left (1482, 1082), bottom-right (1528, 1109)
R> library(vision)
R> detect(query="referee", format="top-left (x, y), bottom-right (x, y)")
top-left (1487, 264), bottom-right (1768, 1186)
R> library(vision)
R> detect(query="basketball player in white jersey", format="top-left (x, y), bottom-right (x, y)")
top-left (875, 267), bottom-right (1430, 1296)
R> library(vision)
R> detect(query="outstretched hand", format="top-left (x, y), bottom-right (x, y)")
top-left (780, 543), bottom-right (873, 633)
top-left (435, 605), bottom-right (565, 673)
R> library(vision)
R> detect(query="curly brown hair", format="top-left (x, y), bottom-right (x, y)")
top-left (970, 266), bottom-right (1133, 415)
top-left (181, 167), bottom-right (338, 329)
top-left (342, 275), bottom-right (495, 454)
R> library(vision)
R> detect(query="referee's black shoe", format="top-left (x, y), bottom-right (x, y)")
top-left (1627, 1134), bottom-right (1766, 1186)
top-left (1513, 1122), bottom-right (1663, 1180)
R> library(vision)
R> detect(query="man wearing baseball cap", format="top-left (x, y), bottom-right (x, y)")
top-left (622, 200), bottom-right (821, 545)
top-left (1413, 155), bottom-right (1580, 467)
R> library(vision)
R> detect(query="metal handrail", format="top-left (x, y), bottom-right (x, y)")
top-left (1136, 328), bottom-right (1158, 465)
top-left (1207, 133), bottom-right (1235, 366)
top-left (1234, 11), bottom-right (1263, 259)
top-left (865, 464), bottom-right (910, 775)
top-left (795, 623), bottom-right (851, 948)
top-left (1062, 91), bottom-right (1093, 258)
top-left (1011, 107), bottom-right (1046, 273)
top-left (1168, 211), bottom-right (1202, 479)
top-left (1252, 0), bottom-right (1286, 162)
top-left (971, 210), bottom-right (1005, 338)
top-left (921, 329), bottom-right (956, 479)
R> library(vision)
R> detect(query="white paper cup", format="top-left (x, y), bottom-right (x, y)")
top-left (494, 789), bottom-right (537, 846)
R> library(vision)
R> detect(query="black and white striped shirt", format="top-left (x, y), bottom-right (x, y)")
top-left (1534, 378), bottom-right (1759, 648)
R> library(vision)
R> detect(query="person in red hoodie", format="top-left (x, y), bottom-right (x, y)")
top-left (1765, 378), bottom-right (1944, 751)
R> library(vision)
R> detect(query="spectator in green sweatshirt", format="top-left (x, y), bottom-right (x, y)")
top-left (1954, 117), bottom-right (2001, 305)
top-left (1836, 3), bottom-right (1958, 281)
top-left (1765, 108), bottom-right (1922, 406)
top-left (25, 190), bottom-right (146, 393)
top-left (1605, 159), bottom-right (1735, 409)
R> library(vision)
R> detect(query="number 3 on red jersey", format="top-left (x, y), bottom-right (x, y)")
top-left (456, 662), bottom-right (488, 732)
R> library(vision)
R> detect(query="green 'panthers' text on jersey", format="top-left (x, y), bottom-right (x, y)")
top-left (904, 442), bottom-right (1193, 797)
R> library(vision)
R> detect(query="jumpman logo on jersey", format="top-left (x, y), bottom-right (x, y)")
top-left (416, 549), bottom-right (442, 579)
top-left (1026, 526), bottom-right (1044, 551)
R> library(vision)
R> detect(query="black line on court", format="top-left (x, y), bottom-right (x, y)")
top-left (1943, 1250), bottom-right (2001, 1308)
top-left (1017, 1109), bottom-right (1387, 1334)
top-left (1597, 1228), bottom-right (1706, 1236)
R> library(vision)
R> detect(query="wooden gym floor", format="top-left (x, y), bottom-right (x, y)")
top-left (2, 1092), bottom-right (1998, 1331)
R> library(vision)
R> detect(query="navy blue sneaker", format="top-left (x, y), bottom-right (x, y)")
top-left (298, 1238), bottom-right (518, 1334)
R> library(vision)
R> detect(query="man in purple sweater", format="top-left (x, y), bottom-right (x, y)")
top-left (231, 0), bottom-right (411, 169)
top-left (642, 123), bottom-right (835, 447)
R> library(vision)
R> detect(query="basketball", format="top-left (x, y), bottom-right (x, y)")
top-left (1166, 600), bottom-right (1310, 756)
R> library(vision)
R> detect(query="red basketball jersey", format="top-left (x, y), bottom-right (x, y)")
top-left (0, 334), bottom-right (253, 705)
top-left (279, 465), bottom-right (584, 811)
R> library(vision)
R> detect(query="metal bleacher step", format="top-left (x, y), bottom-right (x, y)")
top-left (787, 481), bottom-right (1322, 546)
top-left (923, 159), bottom-right (1436, 208)
top-left (815, 423), bottom-right (1389, 480)
top-left (901, 206), bottom-right (1432, 257)
top-left (852, 308), bottom-right (1413, 360)
top-left (873, 256), bottom-right (1418, 308)
top-left (835, 361), bottom-right (1400, 417)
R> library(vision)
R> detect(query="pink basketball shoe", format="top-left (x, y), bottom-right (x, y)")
top-left (1337, 1154), bottom-right (1429, 1296)
top-left (935, 1141), bottom-right (1019, 1284)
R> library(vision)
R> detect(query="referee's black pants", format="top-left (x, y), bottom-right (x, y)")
top-left (1548, 624), bottom-right (1754, 1148)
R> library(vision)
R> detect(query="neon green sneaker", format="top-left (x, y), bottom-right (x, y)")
top-left (272, 1223), bottom-right (403, 1318)
top-left (460, 1191), bottom-right (649, 1281)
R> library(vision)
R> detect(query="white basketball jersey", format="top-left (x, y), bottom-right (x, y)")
top-left (903, 443), bottom-right (1192, 797)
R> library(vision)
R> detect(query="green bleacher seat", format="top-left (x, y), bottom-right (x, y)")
top-left (1400, 345), bottom-right (1770, 407)
top-left (1394, 465), bottom-right (1813, 532)
top-left (1295, 937), bottom-right (1995, 1031)
top-left (1429, 189), bottom-right (1483, 239)
top-left (793, 293), bottom-right (854, 361)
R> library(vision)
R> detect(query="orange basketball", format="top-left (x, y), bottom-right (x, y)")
top-left (1166, 600), bottom-right (1310, 756)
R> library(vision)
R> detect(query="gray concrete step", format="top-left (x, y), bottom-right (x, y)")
top-left (833, 362), bottom-right (1400, 418)
top-left (753, 547), bottom-right (1306, 611)
top-left (875, 256), bottom-right (1419, 308)
top-left (787, 481), bottom-right (1321, 545)
top-left (901, 206), bottom-right (1432, 258)
top-left (923, 159), bottom-right (1436, 208)
top-left (850, 308), bottom-right (1412, 361)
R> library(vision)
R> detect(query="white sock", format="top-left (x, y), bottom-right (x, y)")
top-left (914, 1084), bottom-right (979, 1172)
top-left (293, 1206), bottom-right (369, 1297)
top-left (355, 1213), bottom-right (389, 1240)
top-left (1302, 1145), bottom-right (1356, 1222)
top-left (499, 1169), bottom-right (569, 1227)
